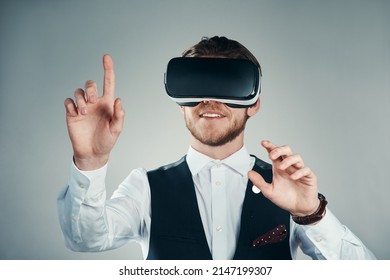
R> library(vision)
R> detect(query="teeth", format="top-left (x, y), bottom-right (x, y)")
top-left (202, 113), bottom-right (222, 118)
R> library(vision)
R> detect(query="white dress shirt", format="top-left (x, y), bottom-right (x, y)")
top-left (57, 146), bottom-right (376, 260)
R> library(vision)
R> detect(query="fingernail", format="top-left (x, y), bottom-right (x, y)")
top-left (80, 107), bottom-right (87, 114)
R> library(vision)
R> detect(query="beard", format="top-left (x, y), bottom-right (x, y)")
top-left (184, 105), bottom-right (249, 147)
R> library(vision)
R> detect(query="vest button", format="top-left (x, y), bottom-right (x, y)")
top-left (252, 185), bottom-right (261, 194)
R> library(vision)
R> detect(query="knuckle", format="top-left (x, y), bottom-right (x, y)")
top-left (74, 88), bottom-right (84, 97)
top-left (294, 154), bottom-right (303, 162)
top-left (85, 79), bottom-right (95, 86)
top-left (270, 148), bottom-right (280, 157)
top-left (85, 87), bottom-right (94, 95)
top-left (304, 167), bottom-right (312, 175)
top-left (64, 98), bottom-right (72, 106)
top-left (112, 126), bottom-right (123, 135)
top-left (282, 145), bottom-right (291, 151)
top-left (85, 81), bottom-right (97, 92)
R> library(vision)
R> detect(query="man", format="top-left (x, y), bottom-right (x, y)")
top-left (58, 36), bottom-right (375, 259)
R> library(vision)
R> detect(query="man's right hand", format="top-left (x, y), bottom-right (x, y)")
top-left (64, 54), bottom-right (125, 170)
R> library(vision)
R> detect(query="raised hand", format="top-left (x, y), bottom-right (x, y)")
top-left (64, 55), bottom-right (125, 170)
top-left (248, 140), bottom-right (320, 217)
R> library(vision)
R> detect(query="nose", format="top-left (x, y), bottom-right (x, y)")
top-left (202, 100), bottom-right (221, 105)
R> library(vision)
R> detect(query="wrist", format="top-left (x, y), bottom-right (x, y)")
top-left (291, 193), bottom-right (328, 225)
top-left (291, 197), bottom-right (321, 217)
top-left (73, 155), bottom-right (109, 171)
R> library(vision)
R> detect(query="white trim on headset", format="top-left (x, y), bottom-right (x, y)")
top-left (169, 90), bottom-right (260, 107)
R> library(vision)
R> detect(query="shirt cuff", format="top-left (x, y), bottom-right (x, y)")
top-left (303, 208), bottom-right (346, 259)
top-left (68, 160), bottom-right (108, 199)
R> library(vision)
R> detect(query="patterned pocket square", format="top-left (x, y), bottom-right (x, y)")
top-left (252, 224), bottom-right (288, 247)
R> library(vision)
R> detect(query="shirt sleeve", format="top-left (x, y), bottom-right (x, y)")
top-left (290, 208), bottom-right (376, 260)
top-left (57, 161), bottom-right (151, 257)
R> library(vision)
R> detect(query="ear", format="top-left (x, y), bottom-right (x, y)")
top-left (179, 105), bottom-right (185, 114)
top-left (247, 98), bottom-right (260, 117)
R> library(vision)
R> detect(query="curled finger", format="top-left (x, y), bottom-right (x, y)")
top-left (84, 80), bottom-right (98, 103)
top-left (64, 98), bottom-right (78, 117)
top-left (74, 88), bottom-right (87, 115)
top-left (290, 167), bottom-right (314, 181)
top-left (279, 154), bottom-right (304, 170)
top-left (269, 145), bottom-right (293, 162)
top-left (110, 98), bottom-right (125, 135)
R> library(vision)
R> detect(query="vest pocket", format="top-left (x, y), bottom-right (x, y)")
top-left (252, 224), bottom-right (288, 247)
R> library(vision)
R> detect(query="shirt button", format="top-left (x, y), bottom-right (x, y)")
top-left (215, 181), bottom-right (222, 186)
top-left (79, 183), bottom-right (85, 188)
top-left (216, 225), bottom-right (223, 232)
top-left (315, 237), bottom-right (322, 242)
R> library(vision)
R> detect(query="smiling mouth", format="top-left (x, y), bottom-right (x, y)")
top-left (199, 112), bottom-right (225, 118)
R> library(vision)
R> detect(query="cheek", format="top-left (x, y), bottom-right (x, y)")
top-left (182, 108), bottom-right (197, 127)
top-left (183, 107), bottom-right (199, 120)
top-left (230, 108), bottom-right (248, 121)
top-left (180, 107), bottom-right (191, 122)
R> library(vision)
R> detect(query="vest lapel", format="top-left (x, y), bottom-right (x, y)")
top-left (233, 157), bottom-right (292, 259)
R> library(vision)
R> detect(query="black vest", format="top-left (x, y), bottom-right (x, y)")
top-left (146, 156), bottom-right (292, 260)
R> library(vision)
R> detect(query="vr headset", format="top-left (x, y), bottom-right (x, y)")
top-left (164, 57), bottom-right (261, 108)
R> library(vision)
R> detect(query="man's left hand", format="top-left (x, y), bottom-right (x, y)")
top-left (248, 140), bottom-right (320, 217)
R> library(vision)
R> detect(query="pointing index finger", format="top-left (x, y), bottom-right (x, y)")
top-left (261, 140), bottom-right (277, 153)
top-left (261, 140), bottom-right (291, 161)
top-left (103, 54), bottom-right (115, 99)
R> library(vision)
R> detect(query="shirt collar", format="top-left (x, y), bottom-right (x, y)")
top-left (186, 145), bottom-right (254, 177)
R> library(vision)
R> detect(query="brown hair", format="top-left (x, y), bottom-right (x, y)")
top-left (182, 36), bottom-right (262, 76)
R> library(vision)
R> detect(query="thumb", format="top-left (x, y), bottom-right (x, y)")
top-left (110, 98), bottom-right (125, 135)
top-left (248, 170), bottom-right (272, 196)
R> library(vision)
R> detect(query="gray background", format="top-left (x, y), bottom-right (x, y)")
top-left (0, 0), bottom-right (389, 260)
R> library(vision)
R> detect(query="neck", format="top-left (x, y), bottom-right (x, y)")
top-left (190, 133), bottom-right (245, 160)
